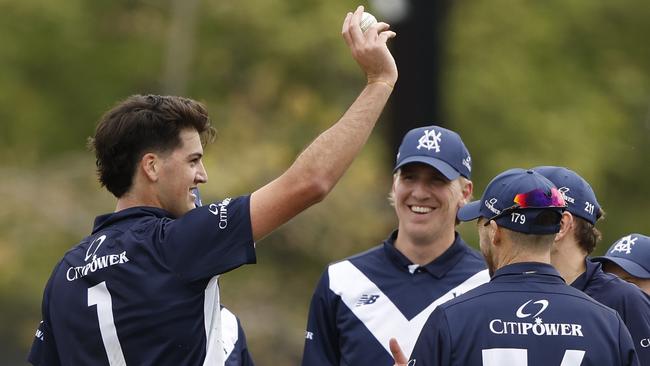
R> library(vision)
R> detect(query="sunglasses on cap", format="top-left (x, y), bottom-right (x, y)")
top-left (484, 188), bottom-right (567, 226)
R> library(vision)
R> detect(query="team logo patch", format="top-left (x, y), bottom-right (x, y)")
top-left (416, 129), bottom-right (442, 152)
top-left (611, 235), bottom-right (638, 255)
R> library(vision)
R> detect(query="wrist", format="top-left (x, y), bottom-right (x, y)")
top-left (366, 79), bottom-right (395, 89)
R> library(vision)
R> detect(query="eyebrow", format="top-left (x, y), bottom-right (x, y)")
top-left (187, 152), bottom-right (203, 160)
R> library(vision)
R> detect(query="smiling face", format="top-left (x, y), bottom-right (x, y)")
top-left (155, 128), bottom-right (208, 217)
top-left (392, 163), bottom-right (469, 246)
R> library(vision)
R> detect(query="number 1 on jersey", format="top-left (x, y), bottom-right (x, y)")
top-left (88, 281), bottom-right (127, 366)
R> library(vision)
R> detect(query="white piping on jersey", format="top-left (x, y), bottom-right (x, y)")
top-left (329, 261), bottom-right (489, 358)
top-left (203, 275), bottom-right (225, 366)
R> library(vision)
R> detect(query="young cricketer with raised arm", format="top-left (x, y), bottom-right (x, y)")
top-left (28, 6), bottom-right (398, 365)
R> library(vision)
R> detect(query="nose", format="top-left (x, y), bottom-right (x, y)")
top-left (196, 161), bottom-right (208, 184)
top-left (410, 181), bottom-right (431, 200)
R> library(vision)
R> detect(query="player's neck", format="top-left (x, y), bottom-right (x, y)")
top-left (394, 229), bottom-right (456, 265)
top-left (550, 239), bottom-right (587, 285)
top-left (114, 170), bottom-right (164, 212)
top-left (496, 240), bottom-right (552, 269)
top-left (115, 187), bottom-right (161, 212)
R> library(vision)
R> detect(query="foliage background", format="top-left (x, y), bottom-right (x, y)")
top-left (1, 0), bottom-right (648, 364)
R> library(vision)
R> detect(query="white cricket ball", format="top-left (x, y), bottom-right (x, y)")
top-left (360, 12), bottom-right (377, 33)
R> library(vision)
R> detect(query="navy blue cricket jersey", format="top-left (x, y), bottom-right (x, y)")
top-left (301, 231), bottom-right (489, 366)
top-left (220, 306), bottom-right (255, 366)
top-left (29, 196), bottom-right (256, 366)
top-left (573, 259), bottom-right (650, 364)
top-left (411, 262), bottom-right (640, 366)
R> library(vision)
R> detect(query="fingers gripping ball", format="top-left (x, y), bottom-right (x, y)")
top-left (360, 12), bottom-right (377, 33)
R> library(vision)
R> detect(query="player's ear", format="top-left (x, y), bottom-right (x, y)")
top-left (389, 171), bottom-right (399, 202)
top-left (141, 153), bottom-right (160, 182)
top-left (555, 212), bottom-right (574, 242)
top-left (459, 179), bottom-right (473, 206)
top-left (489, 220), bottom-right (502, 246)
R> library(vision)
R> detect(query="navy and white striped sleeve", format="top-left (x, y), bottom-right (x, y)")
top-left (301, 270), bottom-right (340, 366)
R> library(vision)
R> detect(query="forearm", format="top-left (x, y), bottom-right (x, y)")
top-left (289, 81), bottom-right (393, 198)
top-left (249, 6), bottom-right (397, 241)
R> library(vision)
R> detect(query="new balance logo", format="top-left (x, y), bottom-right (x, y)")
top-left (355, 294), bottom-right (380, 306)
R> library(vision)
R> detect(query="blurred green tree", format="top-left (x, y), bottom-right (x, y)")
top-left (1, 0), bottom-right (648, 364)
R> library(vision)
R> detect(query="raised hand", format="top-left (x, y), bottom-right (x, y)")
top-left (342, 6), bottom-right (398, 88)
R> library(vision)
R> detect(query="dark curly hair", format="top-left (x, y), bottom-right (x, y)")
top-left (573, 212), bottom-right (605, 255)
top-left (88, 95), bottom-right (216, 198)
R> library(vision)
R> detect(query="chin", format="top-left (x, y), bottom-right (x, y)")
top-left (405, 230), bottom-right (437, 246)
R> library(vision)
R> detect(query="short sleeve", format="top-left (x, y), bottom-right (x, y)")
top-left (158, 195), bottom-right (256, 282)
top-left (301, 271), bottom-right (340, 366)
top-left (28, 276), bottom-right (61, 366)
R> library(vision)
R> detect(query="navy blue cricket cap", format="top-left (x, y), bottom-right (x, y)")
top-left (592, 234), bottom-right (650, 279)
top-left (393, 125), bottom-right (472, 180)
top-left (457, 168), bottom-right (567, 235)
top-left (532, 166), bottom-right (602, 225)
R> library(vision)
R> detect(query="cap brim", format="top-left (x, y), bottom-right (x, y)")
top-left (457, 200), bottom-right (482, 222)
top-left (592, 256), bottom-right (650, 279)
top-left (394, 156), bottom-right (460, 180)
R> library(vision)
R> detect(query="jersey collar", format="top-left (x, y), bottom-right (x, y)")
top-left (492, 262), bottom-right (565, 283)
top-left (383, 230), bottom-right (471, 278)
top-left (570, 257), bottom-right (601, 291)
top-left (93, 206), bottom-right (172, 233)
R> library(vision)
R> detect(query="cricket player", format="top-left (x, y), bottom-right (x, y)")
top-left (395, 168), bottom-right (639, 366)
top-left (534, 166), bottom-right (650, 364)
top-left (301, 126), bottom-right (489, 365)
top-left (593, 233), bottom-right (650, 295)
top-left (28, 6), bottom-right (398, 365)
